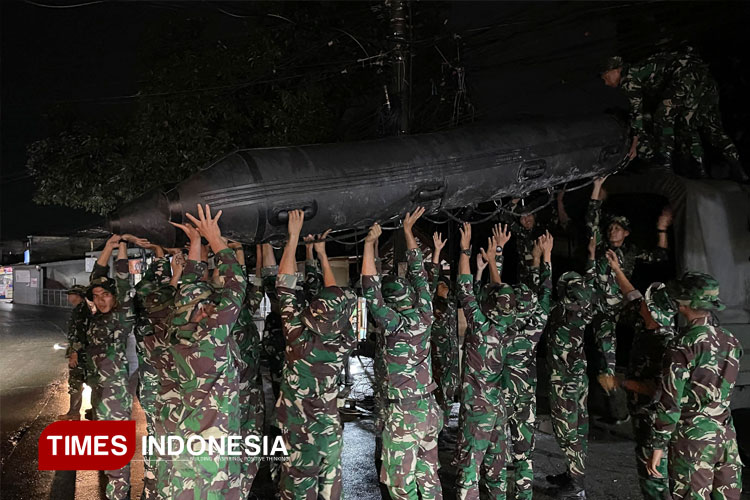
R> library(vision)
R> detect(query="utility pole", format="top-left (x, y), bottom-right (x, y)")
top-left (388, 0), bottom-right (410, 136)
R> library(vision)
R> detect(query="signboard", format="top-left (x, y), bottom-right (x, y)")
top-left (30, 277), bottom-right (38, 288)
top-left (16, 270), bottom-right (30, 283)
top-left (85, 257), bottom-right (98, 273)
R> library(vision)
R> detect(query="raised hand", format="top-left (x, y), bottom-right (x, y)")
top-left (286, 209), bottom-right (305, 239)
top-left (588, 234), bottom-right (597, 260)
top-left (605, 249), bottom-right (621, 272)
top-left (476, 252), bottom-right (488, 272)
top-left (105, 234), bottom-right (121, 251)
top-left (365, 223), bottom-right (382, 244)
top-left (403, 206), bottom-right (425, 233)
top-left (539, 231), bottom-right (554, 260)
top-left (492, 223), bottom-right (511, 248)
top-left (481, 237), bottom-right (496, 263)
top-left (433, 232), bottom-right (447, 253)
top-left (185, 204), bottom-right (223, 243)
top-left (313, 229), bottom-right (332, 256)
top-left (531, 239), bottom-right (543, 262)
top-left (171, 252), bottom-right (186, 275)
top-left (459, 222), bottom-right (471, 250)
top-left (170, 221), bottom-right (201, 244)
top-left (657, 206), bottom-right (673, 230)
top-left (303, 234), bottom-right (315, 260)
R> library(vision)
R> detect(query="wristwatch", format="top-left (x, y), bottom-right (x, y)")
top-left (496, 246), bottom-right (504, 253)
top-left (461, 249), bottom-right (471, 256)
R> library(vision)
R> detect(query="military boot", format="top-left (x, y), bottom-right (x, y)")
top-left (556, 475), bottom-right (586, 499)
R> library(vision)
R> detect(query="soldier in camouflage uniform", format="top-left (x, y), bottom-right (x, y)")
top-left (362, 208), bottom-right (443, 500)
top-left (586, 177), bottom-right (671, 396)
top-left (129, 238), bottom-right (178, 500)
top-left (86, 234), bottom-right (137, 499)
top-left (276, 210), bottom-right (358, 500)
top-left (167, 205), bottom-right (245, 499)
top-left (499, 199), bottom-right (548, 284)
top-left (452, 222), bottom-right (516, 500)
top-left (426, 232), bottom-right (460, 425)
top-left (226, 241), bottom-right (266, 498)
top-left (647, 272), bottom-right (743, 500)
top-left (605, 249), bottom-right (676, 500)
top-left (59, 285), bottom-right (91, 420)
top-left (546, 253), bottom-right (596, 498)
top-left (601, 50), bottom-right (745, 179)
top-left (502, 232), bottom-right (553, 500)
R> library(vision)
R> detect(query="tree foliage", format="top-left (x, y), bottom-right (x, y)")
top-left (27, 3), bottom-right (400, 215)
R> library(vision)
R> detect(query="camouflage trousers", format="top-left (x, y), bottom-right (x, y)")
top-left (503, 370), bottom-right (537, 500)
top-left (235, 377), bottom-right (263, 498)
top-left (66, 361), bottom-right (87, 415)
top-left (277, 396), bottom-right (344, 500)
top-left (168, 447), bottom-right (242, 500)
top-left (432, 352), bottom-right (460, 423)
top-left (549, 375), bottom-right (588, 479)
top-left (667, 422), bottom-right (742, 500)
top-left (591, 311), bottom-right (620, 377)
top-left (631, 412), bottom-right (670, 499)
top-left (139, 360), bottom-right (160, 500)
top-left (453, 403), bottom-right (507, 500)
top-left (381, 394), bottom-right (443, 500)
top-left (92, 352), bottom-right (133, 500)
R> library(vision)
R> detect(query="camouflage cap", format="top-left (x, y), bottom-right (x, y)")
top-left (86, 276), bottom-right (116, 300)
top-left (557, 271), bottom-right (593, 311)
top-left (670, 271), bottom-right (725, 311)
top-left (172, 282), bottom-right (214, 325)
top-left (481, 283), bottom-right (516, 325)
top-left (608, 215), bottom-right (631, 232)
top-left (644, 282), bottom-right (677, 327)
top-left (301, 286), bottom-right (357, 334)
top-left (513, 283), bottom-right (538, 319)
top-left (67, 285), bottom-right (87, 297)
top-left (382, 275), bottom-right (417, 312)
top-left (600, 56), bottom-right (624, 74)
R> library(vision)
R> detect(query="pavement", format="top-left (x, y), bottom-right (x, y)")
top-left (0, 303), bottom-right (747, 499)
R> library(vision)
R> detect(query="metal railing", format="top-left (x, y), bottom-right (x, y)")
top-left (42, 289), bottom-right (73, 308)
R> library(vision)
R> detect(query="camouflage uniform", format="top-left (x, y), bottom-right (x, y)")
top-left (363, 248), bottom-right (443, 500)
top-left (547, 269), bottom-right (595, 485)
top-left (64, 291), bottom-right (91, 417)
top-left (426, 263), bottom-right (460, 424)
top-left (502, 262), bottom-right (552, 500)
top-left (619, 49), bottom-right (740, 167)
top-left (651, 273), bottom-right (743, 500)
top-left (133, 256), bottom-right (175, 500)
top-left (618, 283), bottom-right (677, 500)
top-left (86, 260), bottom-right (137, 500)
top-left (453, 257), bottom-right (516, 500)
top-left (231, 269), bottom-right (265, 498)
top-left (167, 249), bottom-right (245, 499)
top-left (586, 199), bottom-right (668, 377)
top-left (262, 265), bottom-right (285, 401)
top-left (275, 274), bottom-right (358, 500)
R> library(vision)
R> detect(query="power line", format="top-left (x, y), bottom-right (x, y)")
top-left (24, 0), bottom-right (105, 8)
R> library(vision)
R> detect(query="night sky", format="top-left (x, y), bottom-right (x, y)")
top-left (3, 1), bottom-right (749, 242)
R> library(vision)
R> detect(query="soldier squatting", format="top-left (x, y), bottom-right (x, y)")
top-left (57, 50), bottom-right (744, 500)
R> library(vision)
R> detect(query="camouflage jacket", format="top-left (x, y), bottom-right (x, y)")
top-left (456, 273), bottom-right (514, 409)
top-left (620, 49), bottom-right (706, 135)
top-left (276, 273), bottom-right (357, 408)
top-left (586, 199), bottom-right (668, 312)
top-left (86, 260), bottom-right (137, 390)
top-left (363, 248), bottom-right (436, 400)
top-left (498, 214), bottom-right (544, 283)
top-left (504, 262), bottom-right (553, 378)
top-left (134, 257), bottom-right (176, 353)
top-left (169, 249), bottom-right (246, 437)
top-left (650, 317), bottom-right (742, 450)
top-left (425, 263), bottom-right (459, 367)
top-left (623, 295), bottom-right (676, 414)
top-left (66, 301), bottom-right (91, 356)
top-left (232, 270), bottom-right (264, 384)
top-left (547, 261), bottom-right (595, 382)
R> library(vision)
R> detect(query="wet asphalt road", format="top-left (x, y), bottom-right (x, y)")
top-left (0, 303), bottom-right (747, 499)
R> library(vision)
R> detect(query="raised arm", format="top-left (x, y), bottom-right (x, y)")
top-left (362, 223), bottom-right (402, 334)
top-left (457, 222), bottom-right (486, 328)
top-left (475, 253), bottom-right (487, 283)
top-left (491, 222), bottom-right (511, 283)
top-left (313, 229), bottom-right (336, 288)
top-left (538, 232), bottom-right (553, 314)
top-left (92, 234), bottom-right (120, 280)
top-left (303, 233), bottom-right (323, 298)
top-left (587, 176), bottom-right (607, 246)
top-left (605, 249), bottom-right (636, 297)
top-left (186, 204), bottom-right (246, 325)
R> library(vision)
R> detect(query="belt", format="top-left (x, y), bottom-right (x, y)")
top-left (387, 389), bottom-right (435, 404)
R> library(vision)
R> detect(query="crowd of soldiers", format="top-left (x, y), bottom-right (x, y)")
top-left (57, 169), bottom-right (743, 500)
